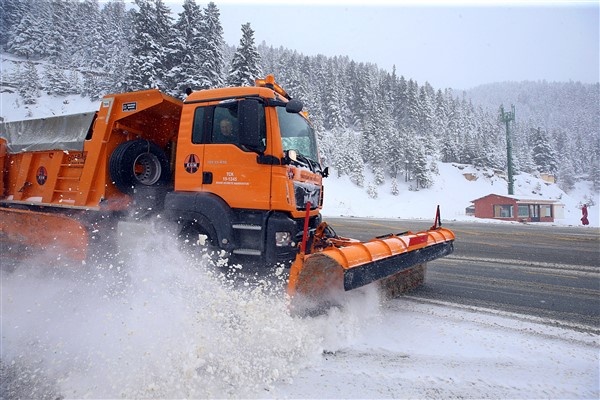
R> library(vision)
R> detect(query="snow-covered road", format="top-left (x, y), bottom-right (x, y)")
top-left (1, 229), bottom-right (598, 399)
top-left (274, 296), bottom-right (599, 399)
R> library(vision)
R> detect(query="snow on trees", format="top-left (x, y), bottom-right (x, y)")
top-left (227, 23), bottom-right (262, 87)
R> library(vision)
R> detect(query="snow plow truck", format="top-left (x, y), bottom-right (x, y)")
top-left (0, 75), bottom-right (455, 307)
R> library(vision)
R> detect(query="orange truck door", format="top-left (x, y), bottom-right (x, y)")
top-left (176, 100), bottom-right (271, 210)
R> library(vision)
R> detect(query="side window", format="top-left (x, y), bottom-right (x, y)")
top-left (212, 103), bottom-right (239, 144)
top-left (192, 101), bottom-right (267, 148)
top-left (192, 107), bottom-right (206, 144)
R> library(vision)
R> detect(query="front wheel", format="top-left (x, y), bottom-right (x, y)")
top-left (178, 221), bottom-right (228, 264)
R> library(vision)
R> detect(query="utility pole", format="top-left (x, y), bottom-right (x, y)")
top-left (500, 104), bottom-right (516, 195)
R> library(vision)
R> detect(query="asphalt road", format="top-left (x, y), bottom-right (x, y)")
top-left (324, 217), bottom-right (600, 332)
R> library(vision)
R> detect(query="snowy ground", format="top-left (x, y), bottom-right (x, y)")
top-left (2, 225), bottom-right (598, 399)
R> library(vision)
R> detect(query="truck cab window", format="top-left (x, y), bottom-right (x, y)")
top-left (277, 107), bottom-right (318, 162)
top-left (192, 101), bottom-right (267, 147)
top-left (212, 103), bottom-right (239, 144)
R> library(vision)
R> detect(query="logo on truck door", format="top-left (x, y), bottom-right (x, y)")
top-left (184, 154), bottom-right (200, 174)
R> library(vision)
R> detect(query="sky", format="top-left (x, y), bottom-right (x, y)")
top-left (161, 0), bottom-right (599, 90)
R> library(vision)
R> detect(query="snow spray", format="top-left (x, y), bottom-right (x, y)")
top-left (1, 222), bottom-right (382, 398)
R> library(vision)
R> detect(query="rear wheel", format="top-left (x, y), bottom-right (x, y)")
top-left (109, 139), bottom-right (170, 195)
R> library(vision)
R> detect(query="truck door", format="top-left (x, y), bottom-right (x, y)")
top-left (199, 100), bottom-right (270, 210)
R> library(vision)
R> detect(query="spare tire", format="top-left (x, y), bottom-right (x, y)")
top-left (109, 139), bottom-right (170, 195)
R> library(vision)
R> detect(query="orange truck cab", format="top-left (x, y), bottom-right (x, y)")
top-left (0, 75), bottom-right (327, 265)
top-left (167, 76), bottom-right (327, 263)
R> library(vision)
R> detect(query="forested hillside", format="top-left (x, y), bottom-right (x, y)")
top-left (1, 0), bottom-right (598, 194)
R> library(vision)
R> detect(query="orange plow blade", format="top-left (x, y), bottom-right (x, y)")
top-left (0, 208), bottom-right (89, 262)
top-left (288, 226), bottom-right (455, 308)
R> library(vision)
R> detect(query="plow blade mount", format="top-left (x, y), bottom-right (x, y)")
top-left (0, 208), bottom-right (89, 262)
top-left (288, 227), bottom-right (455, 309)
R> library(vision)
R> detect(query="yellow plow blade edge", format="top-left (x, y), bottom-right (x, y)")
top-left (0, 207), bottom-right (89, 262)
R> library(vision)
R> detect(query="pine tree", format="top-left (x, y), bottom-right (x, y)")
top-left (72, 0), bottom-right (104, 70)
top-left (227, 23), bottom-right (261, 86)
top-left (165, 0), bottom-right (202, 96)
top-left (391, 178), bottom-right (399, 196)
top-left (125, 0), bottom-right (172, 91)
top-left (0, 0), bottom-right (25, 49)
top-left (7, 1), bottom-right (48, 59)
top-left (44, 64), bottom-right (70, 95)
top-left (199, 2), bottom-right (225, 88)
top-left (557, 159), bottom-right (576, 192)
top-left (410, 142), bottom-right (433, 189)
top-left (19, 61), bottom-right (41, 104)
top-left (99, 0), bottom-right (132, 94)
top-left (530, 127), bottom-right (558, 174)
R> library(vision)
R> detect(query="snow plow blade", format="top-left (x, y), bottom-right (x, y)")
top-left (287, 206), bottom-right (455, 311)
top-left (0, 207), bottom-right (88, 262)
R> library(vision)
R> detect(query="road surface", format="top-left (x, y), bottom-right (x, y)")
top-left (325, 217), bottom-right (600, 331)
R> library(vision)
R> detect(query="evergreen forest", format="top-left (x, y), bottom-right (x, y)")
top-left (1, 0), bottom-right (598, 193)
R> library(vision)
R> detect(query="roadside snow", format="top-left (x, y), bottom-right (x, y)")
top-left (322, 162), bottom-right (599, 228)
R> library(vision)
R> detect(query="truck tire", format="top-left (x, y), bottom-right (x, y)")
top-left (178, 220), bottom-right (223, 260)
top-left (110, 139), bottom-right (170, 195)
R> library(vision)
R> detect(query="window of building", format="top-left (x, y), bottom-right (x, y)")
top-left (518, 205), bottom-right (529, 217)
top-left (541, 205), bottom-right (553, 218)
top-left (494, 204), bottom-right (513, 218)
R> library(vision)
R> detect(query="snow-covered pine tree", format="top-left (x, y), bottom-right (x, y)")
top-left (367, 182), bottom-right (378, 199)
top-left (199, 1), bottom-right (225, 88)
top-left (530, 127), bottom-right (558, 175)
top-left (227, 23), bottom-right (261, 87)
top-left (0, 0), bottom-right (25, 50)
top-left (165, 0), bottom-right (202, 96)
top-left (557, 159), bottom-right (576, 192)
top-left (72, 0), bottom-right (104, 70)
top-left (7, 0), bottom-right (48, 59)
top-left (125, 0), bottom-right (172, 91)
top-left (44, 64), bottom-right (70, 95)
top-left (410, 141), bottom-right (433, 189)
top-left (391, 178), bottom-right (399, 196)
top-left (19, 61), bottom-right (41, 104)
top-left (99, 0), bottom-right (132, 94)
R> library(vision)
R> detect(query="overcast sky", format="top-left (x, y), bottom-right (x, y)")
top-left (163, 0), bottom-right (599, 90)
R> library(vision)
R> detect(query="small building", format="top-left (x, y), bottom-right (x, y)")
top-left (471, 194), bottom-right (561, 223)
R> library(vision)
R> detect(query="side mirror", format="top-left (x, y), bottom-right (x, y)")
top-left (238, 99), bottom-right (265, 152)
top-left (286, 99), bottom-right (303, 114)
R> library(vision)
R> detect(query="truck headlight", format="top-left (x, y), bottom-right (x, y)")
top-left (275, 231), bottom-right (293, 247)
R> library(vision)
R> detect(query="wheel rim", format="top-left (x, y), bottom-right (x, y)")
top-left (133, 152), bottom-right (162, 185)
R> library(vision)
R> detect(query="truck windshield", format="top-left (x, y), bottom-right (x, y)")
top-left (276, 107), bottom-right (319, 164)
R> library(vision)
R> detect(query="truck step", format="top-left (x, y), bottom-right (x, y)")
top-left (232, 224), bottom-right (262, 231)
top-left (232, 248), bottom-right (262, 256)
